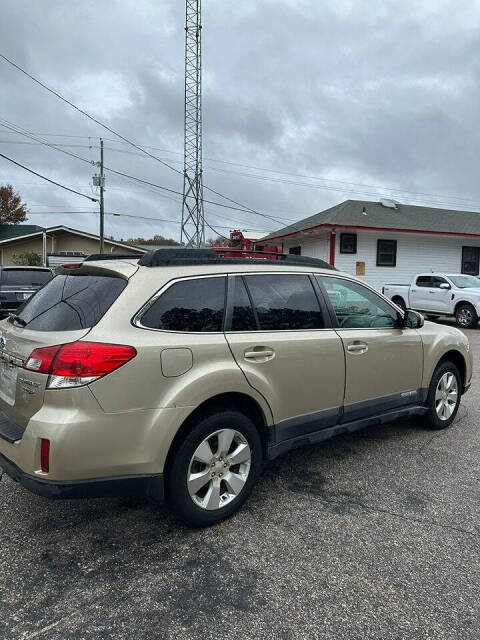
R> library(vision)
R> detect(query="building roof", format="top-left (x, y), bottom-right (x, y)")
top-left (0, 224), bottom-right (44, 240)
top-left (0, 225), bottom-right (146, 253)
top-left (263, 200), bottom-right (480, 241)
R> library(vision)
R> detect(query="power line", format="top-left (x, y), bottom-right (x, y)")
top-left (0, 119), bottom-right (95, 167)
top-left (0, 53), bottom-right (290, 229)
top-left (0, 153), bottom-right (98, 202)
top-left (204, 218), bottom-right (231, 241)
top-left (0, 53), bottom-right (184, 178)
top-left (27, 208), bottom-right (253, 231)
top-left (0, 115), bottom-right (290, 226)
top-left (6, 123), bottom-right (480, 209)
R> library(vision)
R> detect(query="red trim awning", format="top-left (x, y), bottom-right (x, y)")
top-left (267, 223), bottom-right (480, 243)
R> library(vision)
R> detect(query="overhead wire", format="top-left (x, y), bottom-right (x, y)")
top-left (0, 53), bottom-right (296, 226)
top-left (0, 152), bottom-right (97, 202)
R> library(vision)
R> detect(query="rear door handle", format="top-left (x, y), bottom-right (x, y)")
top-left (346, 342), bottom-right (368, 354)
top-left (244, 348), bottom-right (275, 361)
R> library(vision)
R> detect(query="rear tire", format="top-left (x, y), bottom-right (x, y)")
top-left (166, 410), bottom-right (262, 527)
top-left (455, 303), bottom-right (478, 329)
top-left (424, 361), bottom-right (461, 430)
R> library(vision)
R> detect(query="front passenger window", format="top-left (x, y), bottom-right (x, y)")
top-left (317, 276), bottom-right (399, 329)
top-left (243, 274), bottom-right (324, 330)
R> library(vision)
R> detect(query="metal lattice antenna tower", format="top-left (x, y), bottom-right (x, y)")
top-left (181, 0), bottom-right (204, 247)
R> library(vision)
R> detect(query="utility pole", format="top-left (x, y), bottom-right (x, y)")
top-left (180, 0), bottom-right (205, 247)
top-left (99, 138), bottom-right (105, 253)
top-left (93, 138), bottom-right (105, 252)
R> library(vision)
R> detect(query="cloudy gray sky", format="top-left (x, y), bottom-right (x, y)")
top-left (1, 0), bottom-right (480, 243)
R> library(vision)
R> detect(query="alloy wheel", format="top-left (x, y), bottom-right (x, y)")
top-left (457, 308), bottom-right (472, 327)
top-left (435, 372), bottom-right (458, 420)
top-left (187, 429), bottom-right (251, 510)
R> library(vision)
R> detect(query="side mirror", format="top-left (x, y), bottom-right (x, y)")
top-left (404, 309), bottom-right (424, 329)
top-left (439, 283), bottom-right (451, 290)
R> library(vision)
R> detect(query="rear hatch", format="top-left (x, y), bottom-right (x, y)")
top-left (0, 267), bottom-right (130, 430)
top-left (0, 268), bottom-right (53, 313)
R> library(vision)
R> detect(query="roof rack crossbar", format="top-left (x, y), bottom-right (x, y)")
top-left (137, 248), bottom-right (336, 270)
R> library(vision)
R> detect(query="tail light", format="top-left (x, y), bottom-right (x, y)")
top-left (25, 341), bottom-right (137, 389)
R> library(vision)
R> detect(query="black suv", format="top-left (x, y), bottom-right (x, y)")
top-left (0, 266), bottom-right (53, 317)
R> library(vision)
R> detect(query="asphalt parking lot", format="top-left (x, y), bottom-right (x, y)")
top-left (1, 322), bottom-right (479, 640)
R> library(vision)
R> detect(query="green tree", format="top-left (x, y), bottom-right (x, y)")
top-left (0, 184), bottom-right (28, 224)
top-left (12, 251), bottom-right (42, 266)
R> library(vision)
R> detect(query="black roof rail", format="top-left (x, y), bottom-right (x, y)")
top-left (84, 253), bottom-right (142, 262)
top-left (138, 248), bottom-right (336, 270)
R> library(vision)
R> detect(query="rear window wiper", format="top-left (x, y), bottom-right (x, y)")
top-left (8, 314), bottom-right (27, 327)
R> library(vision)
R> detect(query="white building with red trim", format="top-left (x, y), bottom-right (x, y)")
top-left (262, 199), bottom-right (480, 290)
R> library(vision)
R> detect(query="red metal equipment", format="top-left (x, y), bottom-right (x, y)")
top-left (212, 230), bottom-right (283, 260)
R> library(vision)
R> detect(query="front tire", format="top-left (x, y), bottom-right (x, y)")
top-left (424, 361), bottom-right (461, 430)
top-left (455, 303), bottom-right (478, 329)
top-left (393, 297), bottom-right (406, 312)
top-left (166, 410), bottom-right (262, 527)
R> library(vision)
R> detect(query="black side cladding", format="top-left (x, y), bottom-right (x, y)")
top-left (138, 248), bottom-right (336, 270)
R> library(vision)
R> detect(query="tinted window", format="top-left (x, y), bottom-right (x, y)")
top-left (416, 276), bottom-right (432, 287)
top-left (431, 277), bottom-right (448, 288)
top-left (141, 277), bottom-right (225, 332)
top-left (462, 246), bottom-right (479, 275)
top-left (16, 274), bottom-right (127, 331)
top-left (377, 239), bottom-right (397, 266)
top-left (231, 277), bottom-right (257, 331)
top-left (2, 269), bottom-right (52, 286)
top-left (244, 274), bottom-right (324, 331)
top-left (319, 276), bottom-right (399, 328)
top-left (340, 233), bottom-right (357, 254)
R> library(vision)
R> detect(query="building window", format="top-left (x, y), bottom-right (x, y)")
top-left (339, 233), bottom-right (357, 254)
top-left (289, 246), bottom-right (301, 255)
top-left (376, 239), bottom-right (397, 267)
top-left (462, 246), bottom-right (479, 275)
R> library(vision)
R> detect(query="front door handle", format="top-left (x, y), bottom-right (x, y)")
top-left (346, 342), bottom-right (368, 354)
top-left (244, 347), bottom-right (275, 362)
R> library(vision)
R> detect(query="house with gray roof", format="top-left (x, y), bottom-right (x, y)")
top-left (263, 199), bottom-right (480, 289)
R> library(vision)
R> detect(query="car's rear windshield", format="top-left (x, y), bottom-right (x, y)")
top-left (15, 274), bottom-right (127, 331)
top-left (1, 269), bottom-right (52, 286)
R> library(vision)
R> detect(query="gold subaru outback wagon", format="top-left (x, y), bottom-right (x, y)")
top-left (0, 249), bottom-right (472, 527)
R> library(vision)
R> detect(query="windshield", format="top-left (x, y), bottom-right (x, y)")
top-left (447, 275), bottom-right (480, 288)
top-left (1, 269), bottom-right (52, 286)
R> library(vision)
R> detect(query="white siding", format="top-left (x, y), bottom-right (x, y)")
top-left (284, 230), bottom-right (480, 291)
top-left (284, 234), bottom-right (330, 262)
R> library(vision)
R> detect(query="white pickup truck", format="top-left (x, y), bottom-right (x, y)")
top-left (383, 273), bottom-right (480, 328)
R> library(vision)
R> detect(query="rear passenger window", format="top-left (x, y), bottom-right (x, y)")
top-left (231, 277), bottom-right (257, 331)
top-left (141, 277), bottom-right (225, 332)
top-left (16, 274), bottom-right (127, 331)
top-left (244, 274), bottom-right (324, 331)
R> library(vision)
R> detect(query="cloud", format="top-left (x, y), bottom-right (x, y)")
top-left (1, 0), bottom-right (480, 243)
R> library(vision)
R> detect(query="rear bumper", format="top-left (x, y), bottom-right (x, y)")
top-left (0, 451), bottom-right (164, 502)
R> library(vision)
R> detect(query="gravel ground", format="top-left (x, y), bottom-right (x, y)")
top-left (1, 322), bottom-right (479, 640)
